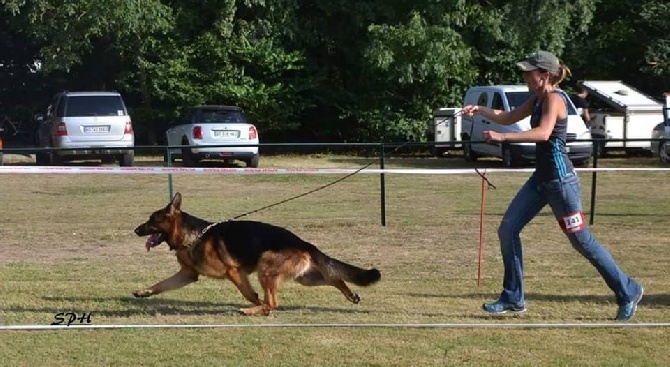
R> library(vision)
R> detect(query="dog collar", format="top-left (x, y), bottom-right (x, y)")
top-left (185, 220), bottom-right (230, 256)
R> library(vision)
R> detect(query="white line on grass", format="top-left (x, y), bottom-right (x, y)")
top-left (2, 323), bottom-right (670, 331)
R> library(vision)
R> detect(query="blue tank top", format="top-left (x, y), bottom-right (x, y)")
top-left (530, 90), bottom-right (574, 181)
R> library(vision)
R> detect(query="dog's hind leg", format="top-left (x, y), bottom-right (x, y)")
top-left (295, 271), bottom-right (361, 304)
top-left (133, 268), bottom-right (198, 297)
top-left (225, 267), bottom-right (262, 306)
top-left (240, 273), bottom-right (280, 316)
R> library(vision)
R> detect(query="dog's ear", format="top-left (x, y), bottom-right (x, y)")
top-left (170, 192), bottom-right (182, 213)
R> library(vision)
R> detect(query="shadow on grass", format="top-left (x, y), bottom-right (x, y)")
top-left (400, 292), bottom-right (670, 309)
top-left (1, 295), bottom-right (382, 317)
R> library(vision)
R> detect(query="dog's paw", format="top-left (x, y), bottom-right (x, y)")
top-left (351, 293), bottom-right (361, 304)
top-left (239, 306), bottom-right (272, 316)
top-left (133, 289), bottom-right (153, 298)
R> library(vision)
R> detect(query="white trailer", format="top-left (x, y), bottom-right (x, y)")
top-left (582, 80), bottom-right (664, 155)
top-left (428, 107), bottom-right (462, 156)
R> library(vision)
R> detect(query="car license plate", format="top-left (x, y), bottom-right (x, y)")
top-left (213, 130), bottom-right (239, 138)
top-left (84, 126), bottom-right (110, 133)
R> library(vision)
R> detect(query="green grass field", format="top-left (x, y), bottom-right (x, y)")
top-left (0, 153), bottom-right (669, 366)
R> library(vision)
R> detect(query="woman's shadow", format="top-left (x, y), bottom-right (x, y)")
top-left (402, 291), bottom-right (670, 309)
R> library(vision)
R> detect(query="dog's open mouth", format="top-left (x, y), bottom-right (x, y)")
top-left (145, 233), bottom-right (166, 251)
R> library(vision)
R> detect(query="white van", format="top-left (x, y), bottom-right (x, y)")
top-left (461, 85), bottom-right (593, 167)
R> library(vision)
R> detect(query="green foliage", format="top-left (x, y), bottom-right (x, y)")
top-left (363, 10), bottom-right (476, 141)
top-left (0, 0), bottom-right (668, 145)
top-left (129, 0), bottom-right (311, 139)
top-left (639, 2), bottom-right (670, 78)
top-left (13, 0), bottom-right (173, 72)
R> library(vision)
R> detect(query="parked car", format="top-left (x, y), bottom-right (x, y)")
top-left (34, 91), bottom-right (135, 166)
top-left (164, 105), bottom-right (259, 167)
top-left (461, 85), bottom-right (593, 167)
top-left (651, 122), bottom-right (670, 163)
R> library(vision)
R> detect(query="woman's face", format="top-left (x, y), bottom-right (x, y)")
top-left (522, 70), bottom-right (549, 93)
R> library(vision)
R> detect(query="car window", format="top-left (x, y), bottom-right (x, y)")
top-left (180, 109), bottom-right (194, 125)
top-left (64, 96), bottom-right (127, 117)
top-left (55, 96), bottom-right (66, 117)
top-left (505, 91), bottom-right (578, 115)
top-left (476, 92), bottom-right (488, 107)
top-left (196, 110), bottom-right (247, 124)
top-left (505, 92), bottom-right (531, 110)
top-left (491, 93), bottom-right (505, 110)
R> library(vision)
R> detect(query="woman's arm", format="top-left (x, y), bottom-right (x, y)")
top-left (463, 97), bottom-right (535, 126)
top-left (485, 93), bottom-right (564, 143)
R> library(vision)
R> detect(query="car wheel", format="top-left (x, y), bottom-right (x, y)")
top-left (163, 150), bottom-right (176, 164)
top-left (181, 145), bottom-right (197, 167)
top-left (593, 137), bottom-right (607, 158)
top-left (44, 139), bottom-right (63, 165)
top-left (432, 147), bottom-right (447, 158)
top-left (463, 139), bottom-right (478, 162)
top-left (35, 152), bottom-right (49, 165)
top-left (35, 152), bottom-right (62, 166)
top-left (573, 159), bottom-right (590, 167)
top-left (35, 152), bottom-right (47, 165)
top-left (660, 141), bottom-right (670, 163)
top-left (246, 154), bottom-right (259, 168)
top-left (101, 156), bottom-right (115, 164)
top-left (502, 145), bottom-right (519, 168)
top-left (119, 152), bottom-right (134, 167)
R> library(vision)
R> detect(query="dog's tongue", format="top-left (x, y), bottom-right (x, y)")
top-left (145, 234), bottom-right (160, 252)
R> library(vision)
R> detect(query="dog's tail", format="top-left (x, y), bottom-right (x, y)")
top-left (308, 245), bottom-right (381, 286)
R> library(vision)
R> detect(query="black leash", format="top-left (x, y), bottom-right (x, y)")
top-left (231, 142), bottom-right (409, 220)
top-left (474, 167), bottom-right (496, 190)
top-left (231, 109), bottom-right (496, 219)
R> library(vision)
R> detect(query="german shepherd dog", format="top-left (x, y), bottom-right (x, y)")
top-left (133, 192), bottom-right (381, 316)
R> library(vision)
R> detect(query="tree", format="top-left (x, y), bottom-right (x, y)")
top-left (135, 0), bottom-right (311, 140)
top-left (564, 0), bottom-right (669, 97)
top-left (363, 8), bottom-right (476, 141)
top-left (0, 6), bottom-right (45, 121)
top-left (638, 1), bottom-right (670, 95)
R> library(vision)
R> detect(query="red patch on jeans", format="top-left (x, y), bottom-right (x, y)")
top-left (559, 211), bottom-right (585, 233)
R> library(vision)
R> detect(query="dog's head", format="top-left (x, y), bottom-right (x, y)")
top-left (134, 192), bottom-right (183, 251)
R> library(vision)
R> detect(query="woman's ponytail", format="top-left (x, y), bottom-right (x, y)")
top-left (551, 64), bottom-right (572, 86)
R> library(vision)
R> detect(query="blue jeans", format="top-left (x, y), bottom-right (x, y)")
top-left (496, 171), bottom-right (641, 306)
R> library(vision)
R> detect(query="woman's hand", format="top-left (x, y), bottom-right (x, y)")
top-left (483, 130), bottom-right (505, 143)
top-left (461, 105), bottom-right (481, 116)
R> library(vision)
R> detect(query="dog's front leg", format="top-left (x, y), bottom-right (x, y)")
top-left (133, 268), bottom-right (199, 297)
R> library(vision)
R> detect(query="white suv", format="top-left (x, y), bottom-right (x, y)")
top-left (165, 105), bottom-right (259, 167)
top-left (34, 91), bottom-right (135, 166)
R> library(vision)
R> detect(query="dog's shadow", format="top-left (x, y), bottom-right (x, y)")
top-left (7, 295), bottom-right (382, 317)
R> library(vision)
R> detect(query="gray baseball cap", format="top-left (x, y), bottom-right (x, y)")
top-left (516, 50), bottom-right (560, 75)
